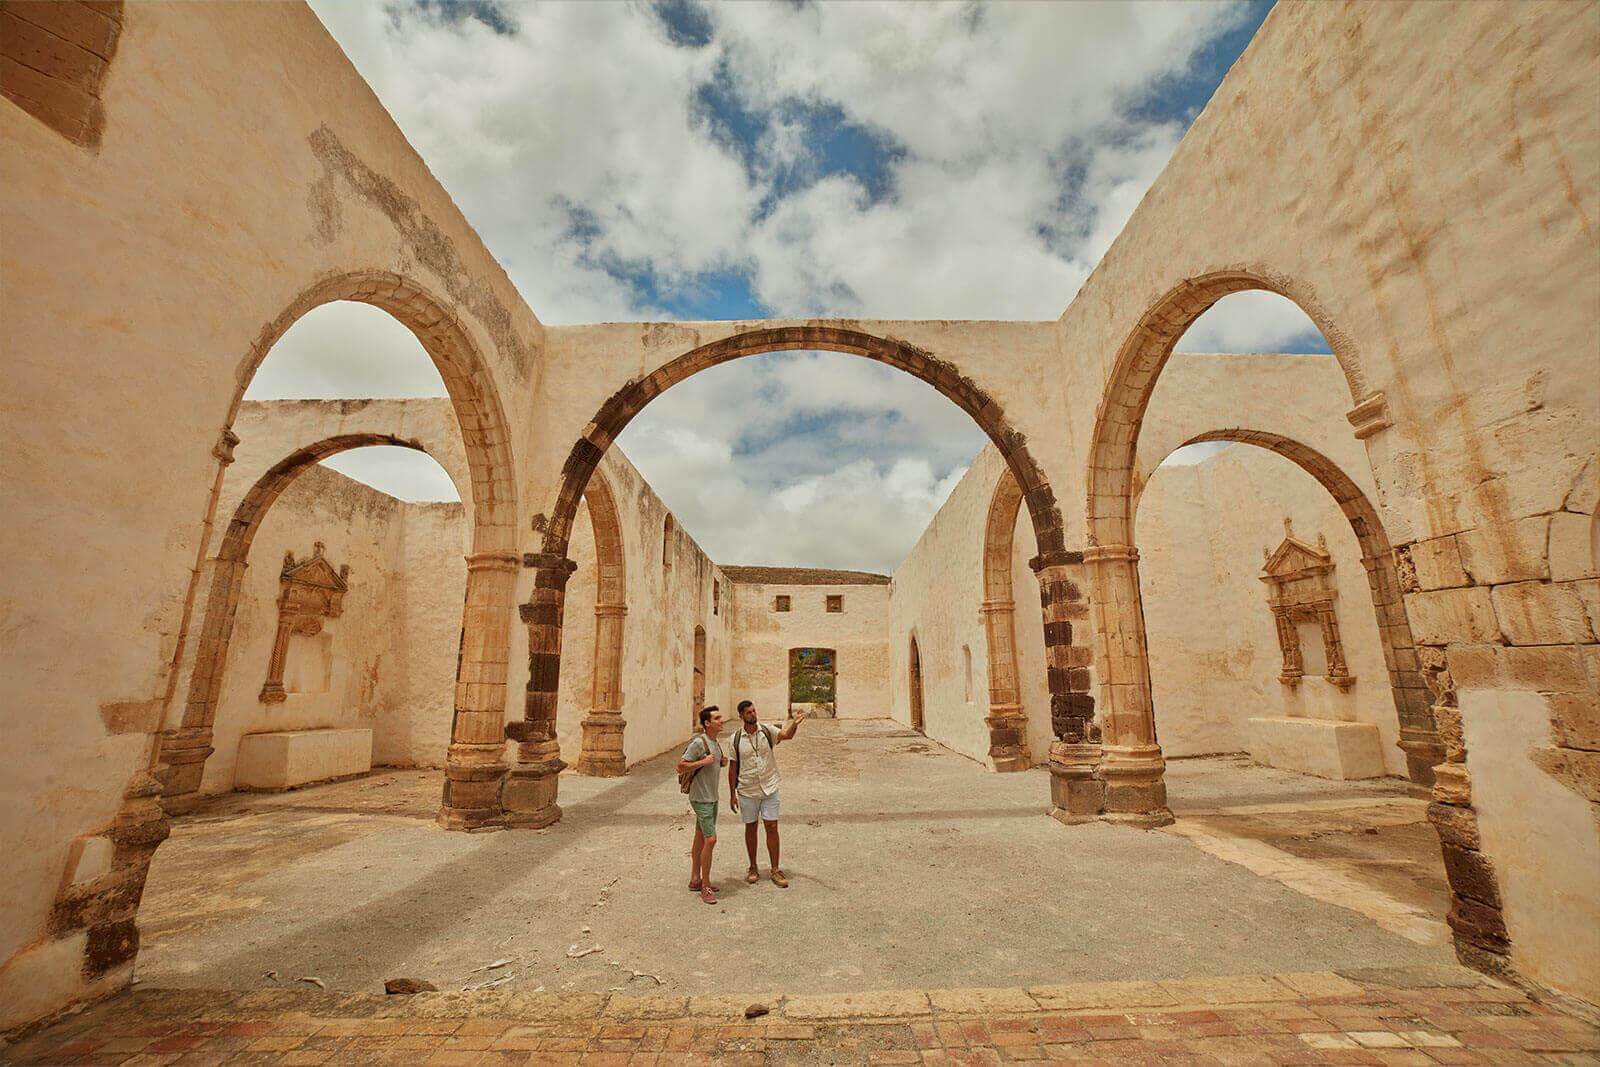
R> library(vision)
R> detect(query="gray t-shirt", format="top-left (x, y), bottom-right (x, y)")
top-left (682, 733), bottom-right (724, 804)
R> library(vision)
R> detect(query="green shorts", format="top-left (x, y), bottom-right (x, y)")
top-left (690, 800), bottom-right (718, 837)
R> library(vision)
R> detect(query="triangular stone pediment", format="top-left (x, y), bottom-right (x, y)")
top-left (281, 542), bottom-right (349, 591)
top-left (1261, 536), bottom-right (1330, 579)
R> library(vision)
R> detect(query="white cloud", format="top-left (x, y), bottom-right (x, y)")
top-left (1173, 291), bottom-right (1329, 353)
top-left (245, 301), bottom-right (448, 399)
top-left (322, 446), bottom-right (461, 502)
top-left (278, 2), bottom-right (1317, 568)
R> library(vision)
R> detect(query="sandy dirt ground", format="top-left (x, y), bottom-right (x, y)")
top-left (133, 720), bottom-right (1457, 998)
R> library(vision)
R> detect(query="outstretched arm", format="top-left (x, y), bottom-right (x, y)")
top-left (778, 708), bottom-right (808, 741)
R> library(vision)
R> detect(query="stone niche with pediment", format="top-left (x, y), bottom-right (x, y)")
top-left (259, 542), bottom-right (349, 703)
top-left (1259, 518), bottom-right (1354, 692)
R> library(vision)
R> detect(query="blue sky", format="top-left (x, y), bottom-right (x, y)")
top-left (253, 0), bottom-right (1332, 571)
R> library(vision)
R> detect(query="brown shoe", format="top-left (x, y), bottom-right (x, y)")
top-left (770, 869), bottom-right (789, 888)
top-left (700, 885), bottom-right (718, 905)
top-left (746, 867), bottom-right (759, 884)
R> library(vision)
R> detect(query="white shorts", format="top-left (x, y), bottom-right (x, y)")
top-left (738, 791), bottom-right (780, 824)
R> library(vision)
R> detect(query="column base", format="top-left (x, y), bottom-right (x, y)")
top-left (156, 727), bottom-right (215, 817)
top-left (438, 742), bottom-right (507, 832)
top-left (501, 747), bottom-right (565, 830)
top-left (1048, 741), bottom-right (1104, 823)
top-left (574, 712), bottom-right (627, 777)
top-left (985, 708), bottom-right (1032, 773)
top-left (1099, 743), bottom-right (1172, 828)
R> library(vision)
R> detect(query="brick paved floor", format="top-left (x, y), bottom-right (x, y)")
top-left (6, 966), bottom-right (1597, 1065)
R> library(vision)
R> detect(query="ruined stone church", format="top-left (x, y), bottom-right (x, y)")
top-left (3, 0), bottom-right (1597, 1055)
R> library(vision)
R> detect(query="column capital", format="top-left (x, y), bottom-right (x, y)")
top-left (979, 598), bottom-right (1016, 616)
top-left (522, 551), bottom-right (578, 573)
top-left (465, 551), bottom-right (521, 573)
top-left (1029, 549), bottom-right (1085, 572)
top-left (1082, 543), bottom-right (1139, 565)
top-left (594, 602), bottom-right (628, 618)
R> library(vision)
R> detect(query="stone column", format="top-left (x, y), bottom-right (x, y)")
top-left (1034, 551), bottom-right (1104, 822)
top-left (1084, 544), bottom-right (1172, 827)
top-left (257, 614), bottom-right (293, 703)
top-left (438, 550), bottom-right (520, 831)
top-left (979, 597), bottom-right (1030, 772)
top-left (574, 602), bottom-right (628, 776)
top-left (500, 551), bottom-right (572, 829)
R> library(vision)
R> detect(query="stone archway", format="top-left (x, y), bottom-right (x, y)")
top-left (1082, 271), bottom-right (1368, 825)
top-left (179, 273), bottom-right (522, 833)
top-left (981, 469), bottom-right (1030, 771)
top-left (157, 433), bottom-right (436, 812)
top-left (572, 470), bottom-right (628, 776)
top-left (508, 325), bottom-right (1088, 830)
top-left (1154, 429), bottom-right (1443, 786)
top-left (1083, 271), bottom-right (1502, 964)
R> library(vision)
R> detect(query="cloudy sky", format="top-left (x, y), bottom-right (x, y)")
top-left (250, 0), bottom-right (1329, 573)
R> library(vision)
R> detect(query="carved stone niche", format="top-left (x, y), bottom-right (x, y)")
top-left (1260, 518), bottom-right (1354, 691)
top-left (260, 542), bottom-right (349, 703)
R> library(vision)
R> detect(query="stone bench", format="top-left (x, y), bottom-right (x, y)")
top-left (1246, 717), bottom-right (1384, 780)
top-left (235, 728), bottom-right (373, 792)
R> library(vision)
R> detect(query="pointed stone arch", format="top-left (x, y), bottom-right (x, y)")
top-left (1158, 428), bottom-right (1442, 786)
top-left (509, 325), bottom-right (1088, 829)
top-left (981, 467), bottom-right (1030, 771)
top-left (572, 469), bottom-right (628, 776)
top-left (1082, 271), bottom-right (1370, 825)
top-left (169, 272), bottom-right (521, 831)
top-left (158, 433), bottom-right (433, 812)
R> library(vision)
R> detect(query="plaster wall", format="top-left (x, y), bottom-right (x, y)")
top-left (1138, 446), bottom-right (1406, 774)
top-left (200, 464), bottom-right (403, 795)
top-left (888, 450), bottom-right (1014, 767)
top-left (728, 582), bottom-right (892, 721)
top-left (5, 0), bottom-right (1598, 1026)
top-left (385, 501), bottom-right (471, 769)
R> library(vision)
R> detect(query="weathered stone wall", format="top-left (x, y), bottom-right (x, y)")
top-left (1139, 447), bottom-right (1404, 772)
top-left (887, 449), bottom-right (1055, 768)
top-left (2, 0), bottom-right (542, 1023)
top-left (1055, 1), bottom-right (1598, 999)
top-left (202, 464), bottom-right (401, 792)
top-left (727, 581), bottom-right (892, 721)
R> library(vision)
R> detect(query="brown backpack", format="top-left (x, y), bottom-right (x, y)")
top-left (678, 733), bottom-right (717, 794)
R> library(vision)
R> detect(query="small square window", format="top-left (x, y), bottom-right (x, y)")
top-left (775, 595), bottom-right (791, 612)
top-left (826, 595), bottom-right (843, 613)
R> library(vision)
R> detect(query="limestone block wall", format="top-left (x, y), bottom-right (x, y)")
top-left (1137, 447), bottom-right (1404, 773)
top-left (726, 576), bottom-right (892, 721)
top-left (1047, 0), bottom-right (1598, 998)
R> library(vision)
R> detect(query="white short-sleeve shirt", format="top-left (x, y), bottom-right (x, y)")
top-left (732, 723), bottom-right (781, 798)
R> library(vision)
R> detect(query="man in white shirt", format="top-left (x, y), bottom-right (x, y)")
top-left (727, 699), bottom-right (805, 887)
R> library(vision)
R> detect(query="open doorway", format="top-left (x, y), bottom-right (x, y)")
top-left (788, 647), bottom-right (836, 718)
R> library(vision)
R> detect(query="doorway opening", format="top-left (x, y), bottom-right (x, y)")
top-left (789, 647), bottom-right (837, 719)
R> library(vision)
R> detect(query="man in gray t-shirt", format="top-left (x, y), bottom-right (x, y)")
top-left (676, 705), bottom-right (725, 904)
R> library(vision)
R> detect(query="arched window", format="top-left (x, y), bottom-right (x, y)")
top-left (962, 644), bottom-right (973, 704)
top-left (663, 513), bottom-right (675, 570)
